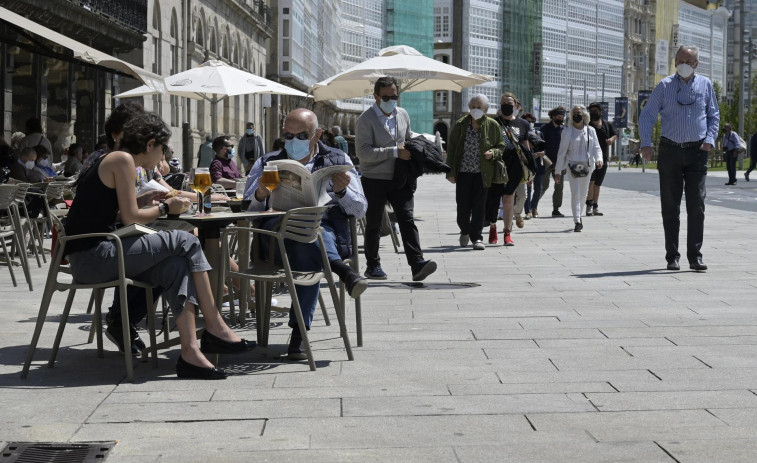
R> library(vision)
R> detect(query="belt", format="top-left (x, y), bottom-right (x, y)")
top-left (660, 137), bottom-right (704, 149)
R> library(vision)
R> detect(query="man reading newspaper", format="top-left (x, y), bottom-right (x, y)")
top-left (243, 108), bottom-right (368, 361)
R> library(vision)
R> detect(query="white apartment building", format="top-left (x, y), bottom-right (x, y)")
top-left (678, 1), bottom-right (728, 89)
top-left (540, 0), bottom-right (625, 120)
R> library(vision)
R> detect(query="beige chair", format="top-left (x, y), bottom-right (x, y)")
top-left (21, 216), bottom-right (159, 382)
top-left (218, 206), bottom-right (353, 371)
top-left (0, 185), bottom-right (33, 290)
top-left (28, 182), bottom-right (67, 255)
top-left (317, 216), bottom-right (364, 346)
top-left (12, 183), bottom-right (45, 266)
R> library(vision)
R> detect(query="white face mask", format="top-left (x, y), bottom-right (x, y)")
top-left (24, 160), bottom-right (35, 170)
top-left (38, 159), bottom-right (49, 167)
top-left (469, 108), bottom-right (485, 120)
top-left (676, 63), bottom-right (694, 79)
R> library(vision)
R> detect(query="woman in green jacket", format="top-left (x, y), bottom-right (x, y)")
top-left (446, 94), bottom-right (505, 250)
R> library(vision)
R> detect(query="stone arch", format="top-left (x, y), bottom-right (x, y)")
top-left (195, 9), bottom-right (205, 47)
top-left (208, 18), bottom-right (218, 55)
top-left (221, 25), bottom-right (230, 60)
top-left (232, 32), bottom-right (240, 64)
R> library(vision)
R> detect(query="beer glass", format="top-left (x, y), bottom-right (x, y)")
top-left (261, 165), bottom-right (280, 192)
top-left (190, 167), bottom-right (211, 216)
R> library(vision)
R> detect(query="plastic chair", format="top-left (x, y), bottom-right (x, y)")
top-left (12, 183), bottom-right (44, 266)
top-left (28, 182), bottom-right (67, 253)
top-left (0, 185), bottom-right (32, 289)
top-left (21, 216), bottom-right (160, 382)
top-left (218, 206), bottom-right (353, 371)
top-left (317, 216), bottom-right (364, 346)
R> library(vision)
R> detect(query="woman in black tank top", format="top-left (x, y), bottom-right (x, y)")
top-left (65, 112), bottom-right (254, 380)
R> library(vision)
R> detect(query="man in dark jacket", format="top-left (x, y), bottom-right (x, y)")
top-left (539, 106), bottom-right (566, 217)
top-left (747, 132), bottom-right (757, 181)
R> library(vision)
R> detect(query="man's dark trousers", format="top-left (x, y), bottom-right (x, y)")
top-left (657, 143), bottom-right (708, 264)
top-left (361, 176), bottom-right (423, 267)
top-left (725, 148), bottom-right (738, 183)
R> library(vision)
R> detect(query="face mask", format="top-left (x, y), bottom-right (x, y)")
top-left (572, 114), bottom-right (584, 124)
top-left (230, 147), bottom-right (236, 158)
top-left (379, 99), bottom-right (397, 114)
top-left (469, 108), bottom-right (485, 120)
top-left (500, 104), bottom-right (514, 116)
top-left (24, 160), bottom-right (35, 170)
top-left (38, 159), bottom-right (49, 167)
top-left (60, 155), bottom-right (68, 163)
top-left (676, 63), bottom-right (694, 79)
top-left (285, 138), bottom-right (312, 161)
top-left (554, 118), bottom-right (564, 125)
top-left (590, 112), bottom-right (601, 121)
top-left (512, 108), bottom-right (520, 118)
top-left (529, 122), bottom-right (535, 130)
top-left (246, 129), bottom-right (254, 136)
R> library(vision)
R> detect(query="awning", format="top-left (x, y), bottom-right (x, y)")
top-left (0, 6), bottom-right (165, 93)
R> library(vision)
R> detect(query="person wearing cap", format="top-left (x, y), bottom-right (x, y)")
top-left (539, 106), bottom-right (566, 217)
top-left (584, 102), bottom-right (617, 217)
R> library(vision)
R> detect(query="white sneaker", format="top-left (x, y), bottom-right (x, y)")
top-left (472, 240), bottom-right (485, 250)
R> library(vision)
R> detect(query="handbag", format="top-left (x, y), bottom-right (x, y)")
top-left (503, 126), bottom-right (535, 183)
top-left (567, 128), bottom-right (591, 178)
top-left (492, 158), bottom-right (508, 184)
top-left (737, 134), bottom-right (747, 154)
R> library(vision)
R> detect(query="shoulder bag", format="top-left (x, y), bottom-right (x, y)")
top-left (568, 129), bottom-right (590, 178)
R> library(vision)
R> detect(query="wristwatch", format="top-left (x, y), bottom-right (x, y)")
top-left (158, 200), bottom-right (169, 216)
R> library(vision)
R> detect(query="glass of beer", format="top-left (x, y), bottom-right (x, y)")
top-left (261, 165), bottom-right (280, 192)
top-left (190, 167), bottom-right (212, 216)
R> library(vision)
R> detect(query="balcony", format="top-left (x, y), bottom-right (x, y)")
top-left (231, 0), bottom-right (274, 38)
top-left (77, 0), bottom-right (147, 34)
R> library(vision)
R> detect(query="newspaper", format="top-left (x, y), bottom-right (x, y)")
top-left (267, 159), bottom-right (353, 211)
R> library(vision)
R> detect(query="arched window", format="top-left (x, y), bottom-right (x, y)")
top-left (209, 26), bottom-right (217, 55)
top-left (196, 14), bottom-right (204, 47)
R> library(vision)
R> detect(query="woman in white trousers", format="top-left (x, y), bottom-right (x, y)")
top-left (555, 105), bottom-right (603, 232)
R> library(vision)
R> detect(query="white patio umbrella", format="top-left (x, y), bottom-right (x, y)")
top-left (115, 60), bottom-right (309, 135)
top-left (309, 45), bottom-right (493, 101)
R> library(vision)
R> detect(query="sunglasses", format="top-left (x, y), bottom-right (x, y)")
top-left (283, 131), bottom-right (312, 141)
top-left (224, 144), bottom-right (234, 149)
top-left (379, 95), bottom-right (400, 102)
top-left (676, 87), bottom-right (697, 106)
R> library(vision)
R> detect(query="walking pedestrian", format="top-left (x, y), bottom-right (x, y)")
top-left (555, 105), bottom-right (603, 232)
top-left (446, 94), bottom-right (505, 250)
top-left (747, 132), bottom-right (757, 181)
top-left (540, 106), bottom-right (566, 217)
top-left (639, 45), bottom-right (719, 272)
top-left (585, 102), bottom-right (617, 216)
top-left (721, 123), bottom-right (739, 185)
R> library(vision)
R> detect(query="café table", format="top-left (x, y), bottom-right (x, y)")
top-left (154, 208), bottom-right (285, 325)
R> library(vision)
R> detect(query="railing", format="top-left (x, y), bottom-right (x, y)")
top-left (76, 0), bottom-right (148, 33)
top-left (236, 0), bottom-right (273, 33)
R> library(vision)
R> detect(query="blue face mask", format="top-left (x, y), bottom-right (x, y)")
top-left (379, 99), bottom-right (397, 114)
top-left (246, 129), bottom-right (254, 136)
top-left (285, 138), bottom-right (311, 161)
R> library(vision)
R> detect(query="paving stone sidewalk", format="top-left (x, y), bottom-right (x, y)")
top-left (2, 170), bottom-right (757, 462)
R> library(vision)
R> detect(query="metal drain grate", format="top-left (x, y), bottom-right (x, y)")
top-left (0, 442), bottom-right (115, 463)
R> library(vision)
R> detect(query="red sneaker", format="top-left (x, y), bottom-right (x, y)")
top-left (503, 230), bottom-right (514, 246)
top-left (488, 224), bottom-right (498, 244)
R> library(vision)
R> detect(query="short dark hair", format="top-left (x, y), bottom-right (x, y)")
top-left (374, 76), bottom-right (399, 95)
top-left (33, 144), bottom-right (50, 158)
top-left (105, 102), bottom-right (144, 149)
top-left (68, 143), bottom-right (83, 155)
top-left (121, 112), bottom-right (171, 155)
top-left (25, 117), bottom-right (43, 134)
top-left (588, 102), bottom-right (603, 111)
top-left (246, 122), bottom-right (254, 128)
top-left (20, 146), bottom-right (36, 159)
top-left (548, 106), bottom-right (567, 118)
top-left (212, 136), bottom-right (230, 152)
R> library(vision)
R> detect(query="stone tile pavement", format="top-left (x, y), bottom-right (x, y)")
top-left (1, 170), bottom-right (757, 462)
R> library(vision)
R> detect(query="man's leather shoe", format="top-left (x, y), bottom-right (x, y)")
top-left (725, 181), bottom-right (736, 185)
top-left (344, 270), bottom-right (368, 298)
top-left (286, 327), bottom-right (308, 361)
top-left (689, 258), bottom-right (708, 272)
top-left (411, 259), bottom-right (437, 282)
top-left (746, 172), bottom-right (750, 181)
top-left (176, 355), bottom-right (227, 380)
top-left (667, 258), bottom-right (680, 271)
top-left (200, 330), bottom-right (256, 354)
top-left (552, 210), bottom-right (564, 217)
